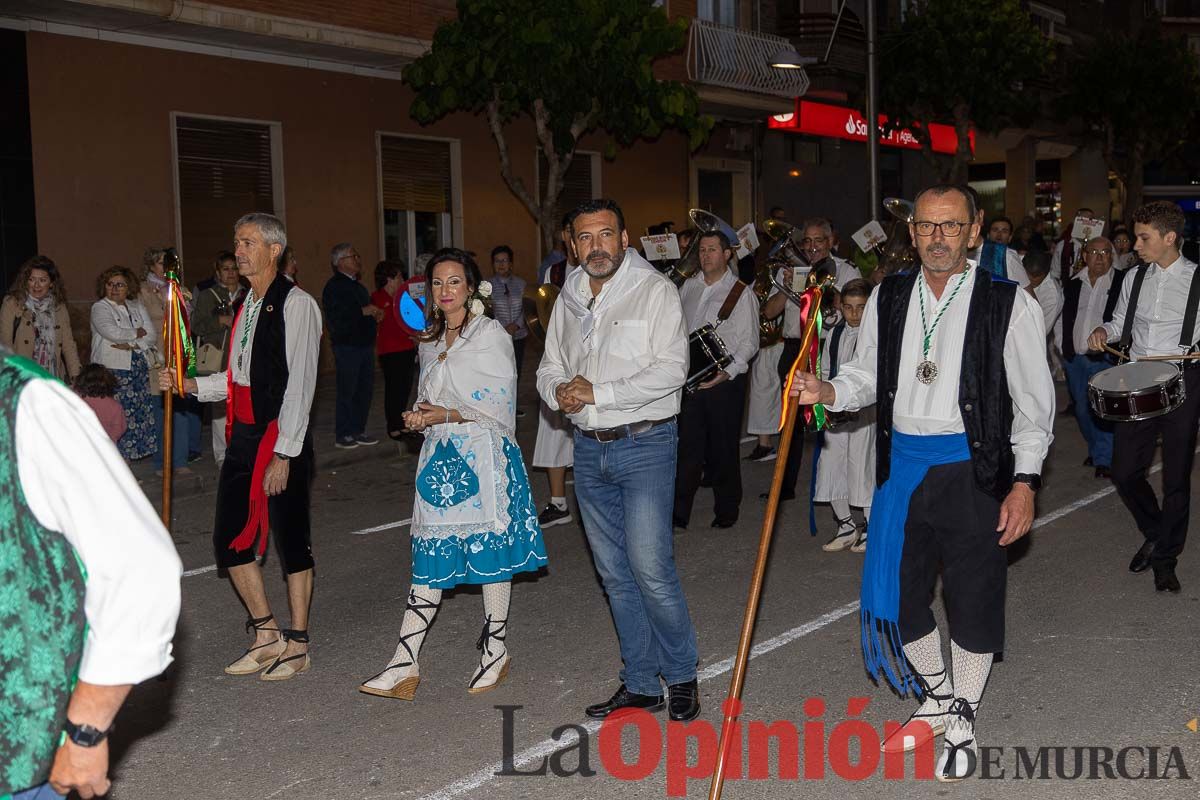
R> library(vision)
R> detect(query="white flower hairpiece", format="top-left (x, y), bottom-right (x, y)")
top-left (477, 280), bottom-right (492, 298)
top-left (470, 298), bottom-right (485, 316)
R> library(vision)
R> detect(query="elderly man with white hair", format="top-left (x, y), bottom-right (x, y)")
top-left (322, 242), bottom-right (385, 448)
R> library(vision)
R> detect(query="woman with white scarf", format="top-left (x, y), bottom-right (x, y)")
top-left (360, 248), bottom-right (546, 701)
top-left (0, 255), bottom-right (82, 380)
top-left (90, 265), bottom-right (158, 460)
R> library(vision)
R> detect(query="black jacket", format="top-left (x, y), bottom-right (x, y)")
top-left (321, 271), bottom-right (376, 347)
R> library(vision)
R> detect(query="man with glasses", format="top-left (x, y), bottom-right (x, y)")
top-left (1060, 236), bottom-right (1125, 479)
top-left (789, 185), bottom-right (1054, 781)
top-left (322, 243), bottom-right (384, 449)
top-left (757, 218), bottom-right (862, 499)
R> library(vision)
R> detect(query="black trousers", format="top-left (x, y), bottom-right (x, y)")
top-left (674, 374), bottom-right (747, 525)
top-left (512, 336), bottom-right (526, 377)
top-left (1111, 365), bottom-right (1200, 569)
top-left (214, 421), bottom-right (315, 574)
top-left (776, 337), bottom-right (807, 496)
top-left (379, 350), bottom-right (417, 435)
top-left (898, 460), bottom-right (1006, 654)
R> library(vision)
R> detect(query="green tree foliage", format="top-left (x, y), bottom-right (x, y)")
top-left (879, 0), bottom-right (1050, 183)
top-left (1059, 21), bottom-right (1200, 223)
top-left (404, 0), bottom-right (712, 250)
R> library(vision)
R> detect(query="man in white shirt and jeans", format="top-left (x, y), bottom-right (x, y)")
top-left (537, 199), bottom-right (700, 723)
top-left (1089, 201), bottom-right (1200, 594)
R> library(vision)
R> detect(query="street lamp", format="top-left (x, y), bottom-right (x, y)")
top-left (769, 46), bottom-right (819, 69)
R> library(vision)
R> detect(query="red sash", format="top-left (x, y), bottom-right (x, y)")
top-left (225, 303), bottom-right (280, 557)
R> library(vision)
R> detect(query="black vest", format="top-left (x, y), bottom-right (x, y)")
top-left (1060, 268), bottom-right (1126, 361)
top-left (248, 272), bottom-right (296, 427)
top-left (875, 269), bottom-right (1018, 500)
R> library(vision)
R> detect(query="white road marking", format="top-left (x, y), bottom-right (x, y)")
top-left (349, 517), bottom-right (412, 536)
top-left (418, 602), bottom-right (861, 800)
top-left (182, 564), bottom-right (217, 578)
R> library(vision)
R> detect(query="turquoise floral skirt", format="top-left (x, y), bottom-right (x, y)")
top-left (411, 437), bottom-right (547, 588)
top-left (113, 351), bottom-right (157, 460)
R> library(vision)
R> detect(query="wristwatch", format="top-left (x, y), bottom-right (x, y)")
top-left (64, 719), bottom-right (113, 748)
top-left (1012, 473), bottom-right (1042, 491)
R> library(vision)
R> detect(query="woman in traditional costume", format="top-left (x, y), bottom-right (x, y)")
top-left (360, 248), bottom-right (546, 700)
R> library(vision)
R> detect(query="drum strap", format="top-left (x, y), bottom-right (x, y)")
top-left (716, 280), bottom-right (749, 324)
top-left (1119, 265), bottom-right (1149, 351)
top-left (1179, 268), bottom-right (1200, 350)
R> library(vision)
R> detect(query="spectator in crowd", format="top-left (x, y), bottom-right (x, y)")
top-left (90, 266), bottom-right (158, 461)
top-left (193, 251), bottom-right (246, 467)
top-left (0, 343), bottom-right (181, 800)
top-left (1023, 250), bottom-right (1064, 353)
top-left (73, 363), bottom-right (126, 443)
top-left (1051, 207), bottom-right (1094, 282)
top-left (280, 245), bottom-right (299, 283)
top-left (1111, 227), bottom-right (1136, 269)
top-left (0, 255), bottom-right (82, 381)
top-left (139, 246), bottom-right (196, 471)
top-left (371, 259), bottom-right (418, 441)
top-left (322, 243), bottom-right (383, 449)
top-left (489, 245), bottom-right (528, 375)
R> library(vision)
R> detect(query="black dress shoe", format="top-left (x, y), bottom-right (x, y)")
top-left (1129, 540), bottom-right (1154, 573)
top-left (668, 679), bottom-right (700, 722)
top-left (711, 518), bottom-right (736, 529)
top-left (1095, 465), bottom-right (1112, 479)
top-left (1154, 566), bottom-right (1182, 593)
top-left (1083, 456), bottom-right (1093, 467)
top-left (585, 684), bottom-right (664, 718)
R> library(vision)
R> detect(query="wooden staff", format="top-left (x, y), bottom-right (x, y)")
top-left (161, 278), bottom-right (176, 529)
top-left (707, 280), bottom-right (829, 800)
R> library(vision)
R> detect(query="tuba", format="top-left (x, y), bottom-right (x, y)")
top-left (876, 197), bottom-right (918, 278)
top-left (661, 208), bottom-right (739, 287)
top-left (756, 218), bottom-right (814, 347)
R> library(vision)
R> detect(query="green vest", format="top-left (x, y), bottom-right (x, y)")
top-left (0, 352), bottom-right (87, 796)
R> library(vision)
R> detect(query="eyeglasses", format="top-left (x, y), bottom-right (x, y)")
top-left (1085, 248), bottom-right (1114, 256)
top-left (913, 220), bottom-right (971, 237)
top-left (800, 236), bottom-right (828, 245)
top-left (107, 281), bottom-right (128, 289)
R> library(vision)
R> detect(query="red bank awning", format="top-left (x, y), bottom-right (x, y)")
top-left (768, 99), bottom-right (973, 156)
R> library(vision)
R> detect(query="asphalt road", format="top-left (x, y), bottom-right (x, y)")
top-left (110, 379), bottom-right (1200, 800)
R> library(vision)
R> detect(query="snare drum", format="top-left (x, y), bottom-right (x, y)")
top-left (1088, 361), bottom-right (1186, 422)
top-left (685, 324), bottom-right (734, 392)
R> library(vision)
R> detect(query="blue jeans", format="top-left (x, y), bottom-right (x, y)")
top-left (13, 783), bottom-right (64, 799)
top-left (332, 344), bottom-right (375, 439)
top-left (1064, 354), bottom-right (1114, 467)
top-left (573, 420), bottom-right (698, 695)
top-left (154, 394), bottom-right (190, 469)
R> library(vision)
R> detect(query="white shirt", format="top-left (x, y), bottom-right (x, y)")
top-left (1071, 268), bottom-right (1115, 355)
top-left (89, 297), bottom-right (158, 372)
top-left (1101, 256), bottom-right (1200, 359)
top-left (770, 256), bottom-right (863, 338)
top-left (195, 285), bottom-right (323, 457)
top-left (828, 265), bottom-right (1055, 475)
top-left (1030, 277), bottom-right (1063, 335)
top-left (678, 267), bottom-right (760, 379)
top-left (537, 252), bottom-right (688, 430)
top-left (17, 379), bottom-right (181, 685)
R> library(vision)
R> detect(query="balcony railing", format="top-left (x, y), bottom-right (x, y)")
top-left (687, 19), bottom-right (809, 98)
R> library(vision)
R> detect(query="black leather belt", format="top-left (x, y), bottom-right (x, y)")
top-left (578, 416), bottom-right (675, 443)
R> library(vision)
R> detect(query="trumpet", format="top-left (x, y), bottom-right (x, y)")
top-left (661, 208), bottom-right (740, 287)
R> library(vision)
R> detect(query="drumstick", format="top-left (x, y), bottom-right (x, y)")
top-left (1102, 344), bottom-right (1126, 360)
top-left (1133, 353), bottom-right (1200, 362)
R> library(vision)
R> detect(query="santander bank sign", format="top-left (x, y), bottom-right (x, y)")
top-left (768, 99), bottom-right (972, 156)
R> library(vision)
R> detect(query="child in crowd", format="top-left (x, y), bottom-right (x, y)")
top-left (74, 362), bottom-right (127, 443)
top-left (813, 279), bottom-right (875, 553)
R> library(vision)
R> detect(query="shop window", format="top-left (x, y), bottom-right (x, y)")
top-left (379, 135), bottom-right (456, 270)
top-left (697, 0), bottom-right (738, 26)
top-left (174, 114), bottom-right (281, 263)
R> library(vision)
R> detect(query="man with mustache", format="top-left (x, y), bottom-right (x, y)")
top-left (790, 185), bottom-right (1055, 781)
top-left (536, 199), bottom-right (699, 722)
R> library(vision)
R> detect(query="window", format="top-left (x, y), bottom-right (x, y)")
top-left (173, 114), bottom-right (281, 262)
top-left (1028, 2), bottom-right (1072, 45)
top-left (697, 0), bottom-right (738, 26)
top-left (537, 150), bottom-right (600, 232)
top-left (378, 135), bottom-right (458, 269)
